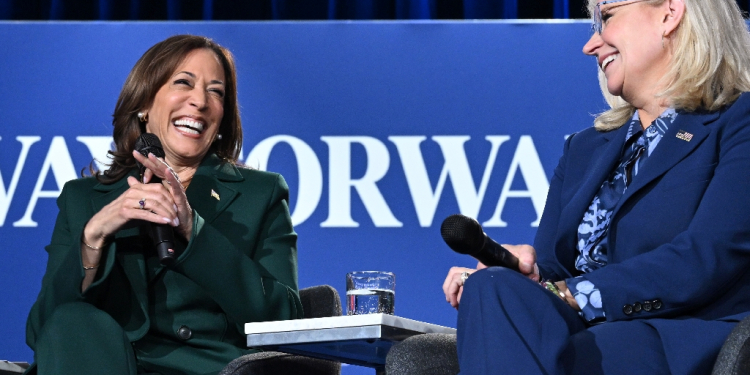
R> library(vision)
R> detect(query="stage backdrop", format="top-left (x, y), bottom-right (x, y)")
top-left (0, 20), bottom-right (605, 370)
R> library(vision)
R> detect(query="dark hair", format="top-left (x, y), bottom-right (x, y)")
top-left (96, 34), bottom-right (242, 183)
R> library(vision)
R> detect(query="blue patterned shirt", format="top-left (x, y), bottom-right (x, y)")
top-left (566, 108), bottom-right (678, 323)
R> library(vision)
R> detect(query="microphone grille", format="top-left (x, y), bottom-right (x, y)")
top-left (134, 133), bottom-right (165, 159)
top-left (440, 214), bottom-right (485, 255)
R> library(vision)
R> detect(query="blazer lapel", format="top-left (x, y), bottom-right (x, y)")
top-left (186, 154), bottom-right (244, 225)
top-left (151, 155), bottom-right (243, 276)
top-left (614, 111), bottom-right (718, 213)
top-left (554, 125), bottom-right (630, 275)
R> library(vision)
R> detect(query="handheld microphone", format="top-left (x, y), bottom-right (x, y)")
top-left (440, 214), bottom-right (520, 272)
top-left (134, 133), bottom-right (176, 267)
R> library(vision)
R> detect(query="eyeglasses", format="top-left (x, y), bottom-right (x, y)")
top-left (592, 0), bottom-right (647, 34)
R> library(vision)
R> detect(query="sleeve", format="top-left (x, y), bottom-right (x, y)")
top-left (534, 133), bottom-right (576, 281)
top-left (171, 173), bottom-right (303, 332)
top-left (566, 276), bottom-right (606, 322)
top-left (586, 106), bottom-right (750, 322)
top-left (25, 182), bottom-right (113, 349)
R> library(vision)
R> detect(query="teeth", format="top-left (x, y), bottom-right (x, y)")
top-left (178, 126), bottom-right (200, 135)
top-left (174, 118), bottom-right (204, 134)
top-left (601, 54), bottom-right (619, 70)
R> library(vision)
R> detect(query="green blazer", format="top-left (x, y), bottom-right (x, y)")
top-left (26, 154), bottom-right (303, 374)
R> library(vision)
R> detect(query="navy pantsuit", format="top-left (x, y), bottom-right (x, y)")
top-left (457, 93), bottom-right (750, 374)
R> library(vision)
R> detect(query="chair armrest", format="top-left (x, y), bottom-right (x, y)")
top-left (713, 315), bottom-right (750, 375)
top-left (220, 352), bottom-right (340, 375)
top-left (300, 285), bottom-right (342, 318)
top-left (385, 333), bottom-right (459, 375)
top-left (220, 285), bottom-right (343, 375)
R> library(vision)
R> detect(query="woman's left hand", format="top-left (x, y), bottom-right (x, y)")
top-left (133, 150), bottom-right (193, 240)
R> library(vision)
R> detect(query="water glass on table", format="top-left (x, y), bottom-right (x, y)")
top-left (346, 271), bottom-right (395, 315)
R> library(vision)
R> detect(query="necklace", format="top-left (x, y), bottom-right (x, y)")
top-left (180, 175), bottom-right (193, 189)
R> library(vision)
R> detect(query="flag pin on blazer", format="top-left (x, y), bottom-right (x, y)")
top-left (211, 189), bottom-right (220, 201)
top-left (676, 130), bottom-right (693, 142)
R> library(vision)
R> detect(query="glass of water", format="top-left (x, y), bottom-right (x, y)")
top-left (346, 271), bottom-right (395, 315)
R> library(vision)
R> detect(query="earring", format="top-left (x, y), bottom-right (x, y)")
top-left (216, 134), bottom-right (223, 141)
top-left (137, 112), bottom-right (148, 123)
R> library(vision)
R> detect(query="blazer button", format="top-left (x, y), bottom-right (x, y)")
top-left (633, 302), bottom-right (642, 313)
top-left (177, 325), bottom-right (192, 340)
top-left (643, 300), bottom-right (652, 312)
top-left (623, 304), bottom-right (634, 315)
top-left (652, 299), bottom-right (663, 310)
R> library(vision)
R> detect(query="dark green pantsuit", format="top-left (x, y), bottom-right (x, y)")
top-left (34, 302), bottom-right (139, 374)
top-left (26, 155), bottom-right (303, 375)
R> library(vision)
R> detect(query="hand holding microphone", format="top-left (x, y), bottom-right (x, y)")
top-left (440, 213), bottom-right (540, 293)
top-left (440, 214), bottom-right (521, 272)
top-left (134, 133), bottom-right (177, 266)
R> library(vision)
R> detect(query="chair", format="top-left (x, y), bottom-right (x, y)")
top-left (384, 333), bottom-right (459, 375)
top-left (712, 315), bottom-right (750, 375)
top-left (220, 285), bottom-right (342, 375)
top-left (385, 315), bottom-right (750, 375)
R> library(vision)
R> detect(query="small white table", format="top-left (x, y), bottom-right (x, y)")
top-left (245, 314), bottom-right (456, 374)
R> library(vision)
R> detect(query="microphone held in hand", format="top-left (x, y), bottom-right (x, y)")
top-left (134, 133), bottom-right (176, 267)
top-left (440, 214), bottom-right (520, 272)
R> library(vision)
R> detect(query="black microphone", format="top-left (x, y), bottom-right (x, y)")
top-left (134, 133), bottom-right (176, 267)
top-left (440, 214), bottom-right (520, 272)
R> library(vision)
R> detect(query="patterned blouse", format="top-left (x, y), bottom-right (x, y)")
top-left (566, 108), bottom-right (678, 323)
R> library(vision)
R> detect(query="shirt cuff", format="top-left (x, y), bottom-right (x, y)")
top-left (566, 276), bottom-right (606, 322)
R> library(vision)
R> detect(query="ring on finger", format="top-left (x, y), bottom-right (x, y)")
top-left (138, 198), bottom-right (146, 210)
top-left (460, 271), bottom-right (470, 284)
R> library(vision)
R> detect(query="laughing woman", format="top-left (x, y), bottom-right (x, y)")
top-left (439, 0), bottom-right (750, 374)
top-left (25, 35), bottom-right (303, 375)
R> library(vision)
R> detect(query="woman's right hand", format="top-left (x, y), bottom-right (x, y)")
top-left (502, 244), bottom-right (541, 282)
top-left (80, 176), bottom-right (179, 291)
top-left (82, 176), bottom-right (180, 248)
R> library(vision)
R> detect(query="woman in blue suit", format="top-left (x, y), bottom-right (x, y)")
top-left (442, 0), bottom-right (750, 373)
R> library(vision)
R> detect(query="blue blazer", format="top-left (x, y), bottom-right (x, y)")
top-left (533, 93), bottom-right (750, 371)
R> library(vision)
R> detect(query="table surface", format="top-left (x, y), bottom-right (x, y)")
top-left (245, 314), bottom-right (456, 369)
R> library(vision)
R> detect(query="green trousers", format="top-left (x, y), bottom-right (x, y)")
top-left (29, 302), bottom-right (153, 375)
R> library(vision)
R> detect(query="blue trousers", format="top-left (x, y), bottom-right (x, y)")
top-left (457, 267), bottom-right (699, 375)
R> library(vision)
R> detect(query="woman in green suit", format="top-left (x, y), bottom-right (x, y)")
top-left (25, 35), bottom-right (303, 375)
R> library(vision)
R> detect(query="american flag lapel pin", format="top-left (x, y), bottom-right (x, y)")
top-left (211, 189), bottom-right (220, 201)
top-left (675, 130), bottom-right (693, 142)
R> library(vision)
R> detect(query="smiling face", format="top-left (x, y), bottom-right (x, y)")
top-left (144, 48), bottom-right (226, 168)
top-left (583, 0), bottom-right (673, 106)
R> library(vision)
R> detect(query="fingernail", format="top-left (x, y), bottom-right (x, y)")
top-left (162, 217), bottom-right (171, 223)
top-left (173, 204), bottom-right (178, 212)
top-left (173, 218), bottom-right (180, 227)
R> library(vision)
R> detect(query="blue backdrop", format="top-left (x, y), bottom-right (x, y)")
top-left (0, 21), bottom-right (606, 371)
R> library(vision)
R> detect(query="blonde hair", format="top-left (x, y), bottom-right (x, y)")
top-left (587, 0), bottom-right (750, 131)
